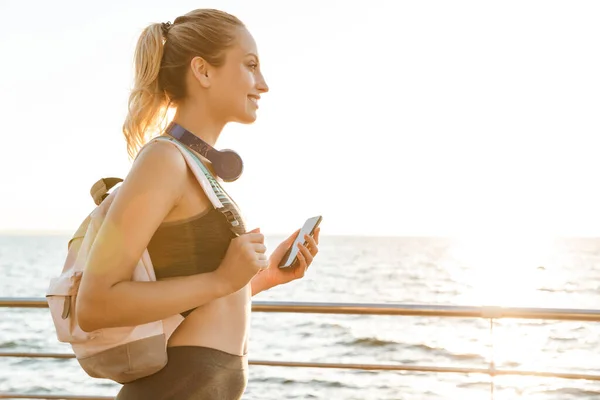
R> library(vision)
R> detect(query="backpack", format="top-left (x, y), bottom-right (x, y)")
top-left (45, 136), bottom-right (244, 383)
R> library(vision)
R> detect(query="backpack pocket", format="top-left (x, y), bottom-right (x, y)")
top-left (46, 272), bottom-right (99, 343)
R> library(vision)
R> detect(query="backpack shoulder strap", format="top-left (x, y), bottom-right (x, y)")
top-left (143, 136), bottom-right (244, 233)
top-left (66, 178), bottom-right (123, 250)
top-left (151, 136), bottom-right (225, 210)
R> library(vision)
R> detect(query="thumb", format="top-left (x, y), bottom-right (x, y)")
top-left (272, 229), bottom-right (301, 259)
top-left (285, 228), bottom-right (301, 243)
top-left (248, 227), bottom-right (261, 233)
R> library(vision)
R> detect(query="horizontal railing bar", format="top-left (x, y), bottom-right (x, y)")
top-left (252, 361), bottom-right (600, 381)
top-left (1, 352), bottom-right (76, 359)
top-left (253, 302), bottom-right (600, 321)
top-left (2, 352), bottom-right (599, 382)
top-left (0, 395), bottom-right (112, 399)
top-left (2, 298), bottom-right (600, 322)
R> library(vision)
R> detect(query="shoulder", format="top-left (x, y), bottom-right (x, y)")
top-left (132, 138), bottom-right (187, 176)
top-left (122, 138), bottom-right (189, 200)
top-left (133, 137), bottom-right (186, 169)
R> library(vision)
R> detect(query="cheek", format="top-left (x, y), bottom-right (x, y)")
top-left (212, 66), bottom-right (255, 111)
top-left (247, 71), bottom-right (257, 87)
top-left (238, 65), bottom-right (256, 88)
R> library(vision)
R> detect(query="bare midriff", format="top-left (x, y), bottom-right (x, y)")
top-left (167, 284), bottom-right (251, 356)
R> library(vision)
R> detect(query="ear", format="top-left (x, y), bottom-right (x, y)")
top-left (190, 56), bottom-right (211, 88)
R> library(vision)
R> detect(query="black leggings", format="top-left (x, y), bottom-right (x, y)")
top-left (116, 346), bottom-right (248, 400)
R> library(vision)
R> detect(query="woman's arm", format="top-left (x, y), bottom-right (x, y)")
top-left (76, 140), bottom-right (231, 332)
top-left (250, 270), bottom-right (272, 296)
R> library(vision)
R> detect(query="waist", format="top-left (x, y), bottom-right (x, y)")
top-left (168, 286), bottom-right (252, 355)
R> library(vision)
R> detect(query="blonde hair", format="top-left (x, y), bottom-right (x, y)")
top-left (122, 9), bottom-right (245, 159)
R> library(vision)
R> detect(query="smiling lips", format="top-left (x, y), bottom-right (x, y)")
top-left (248, 94), bottom-right (260, 108)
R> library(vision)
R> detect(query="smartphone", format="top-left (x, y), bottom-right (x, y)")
top-left (278, 215), bottom-right (323, 268)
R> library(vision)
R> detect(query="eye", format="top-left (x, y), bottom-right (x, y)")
top-left (248, 63), bottom-right (258, 71)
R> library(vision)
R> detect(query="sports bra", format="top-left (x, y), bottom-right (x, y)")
top-left (146, 137), bottom-right (247, 317)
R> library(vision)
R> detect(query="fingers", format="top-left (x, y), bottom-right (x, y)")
top-left (296, 241), bottom-right (314, 266)
top-left (256, 258), bottom-right (269, 269)
top-left (295, 249), bottom-right (307, 275)
top-left (253, 243), bottom-right (267, 254)
top-left (314, 227), bottom-right (320, 245)
top-left (304, 233), bottom-right (319, 256)
top-left (254, 243), bottom-right (268, 268)
top-left (285, 229), bottom-right (301, 244)
top-left (245, 232), bottom-right (265, 243)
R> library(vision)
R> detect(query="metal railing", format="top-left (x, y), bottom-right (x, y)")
top-left (1, 297), bottom-right (599, 400)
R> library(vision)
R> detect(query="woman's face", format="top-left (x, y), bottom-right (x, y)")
top-left (205, 27), bottom-right (269, 124)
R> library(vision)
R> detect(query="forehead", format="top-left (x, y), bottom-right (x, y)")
top-left (230, 27), bottom-right (258, 57)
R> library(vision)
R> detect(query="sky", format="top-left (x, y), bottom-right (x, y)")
top-left (0, 0), bottom-right (599, 238)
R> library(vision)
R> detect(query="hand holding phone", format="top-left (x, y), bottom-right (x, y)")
top-left (278, 215), bottom-right (322, 268)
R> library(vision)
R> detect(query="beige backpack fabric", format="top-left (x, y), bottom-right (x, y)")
top-left (45, 137), bottom-right (242, 383)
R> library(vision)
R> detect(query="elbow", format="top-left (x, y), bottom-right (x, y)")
top-left (77, 315), bottom-right (97, 334)
top-left (75, 293), bottom-right (105, 333)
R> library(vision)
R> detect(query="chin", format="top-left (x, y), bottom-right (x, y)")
top-left (235, 112), bottom-right (258, 124)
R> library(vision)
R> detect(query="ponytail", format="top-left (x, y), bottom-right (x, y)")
top-left (122, 9), bottom-right (245, 159)
top-left (122, 23), bottom-right (169, 160)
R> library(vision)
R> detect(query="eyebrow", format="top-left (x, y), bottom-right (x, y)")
top-left (246, 52), bottom-right (260, 61)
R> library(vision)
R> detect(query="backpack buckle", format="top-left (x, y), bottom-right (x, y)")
top-left (90, 178), bottom-right (123, 205)
top-left (221, 209), bottom-right (240, 227)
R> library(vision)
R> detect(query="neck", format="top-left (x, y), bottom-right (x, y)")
top-left (171, 97), bottom-right (225, 147)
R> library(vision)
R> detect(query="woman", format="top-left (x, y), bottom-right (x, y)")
top-left (76, 8), bottom-right (320, 400)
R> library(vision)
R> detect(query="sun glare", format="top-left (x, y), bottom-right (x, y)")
top-left (443, 233), bottom-right (574, 390)
top-left (447, 233), bottom-right (557, 307)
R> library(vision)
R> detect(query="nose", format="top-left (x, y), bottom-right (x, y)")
top-left (256, 71), bottom-right (269, 93)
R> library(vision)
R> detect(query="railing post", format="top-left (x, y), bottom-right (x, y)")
top-left (481, 307), bottom-right (502, 400)
top-left (489, 317), bottom-right (496, 400)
